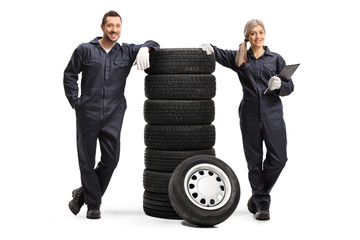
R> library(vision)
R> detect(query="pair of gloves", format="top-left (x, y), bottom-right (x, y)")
top-left (199, 43), bottom-right (281, 91)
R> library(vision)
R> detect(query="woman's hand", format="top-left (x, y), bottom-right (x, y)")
top-left (268, 76), bottom-right (281, 90)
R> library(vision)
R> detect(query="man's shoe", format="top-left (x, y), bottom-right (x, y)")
top-left (87, 205), bottom-right (101, 219)
top-left (255, 201), bottom-right (270, 220)
top-left (68, 187), bottom-right (84, 215)
top-left (247, 196), bottom-right (257, 214)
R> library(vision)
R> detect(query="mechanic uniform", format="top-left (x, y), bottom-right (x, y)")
top-left (212, 45), bottom-right (294, 206)
top-left (64, 37), bottom-right (160, 205)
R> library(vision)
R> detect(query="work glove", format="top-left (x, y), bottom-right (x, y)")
top-left (199, 43), bottom-right (214, 55)
top-left (268, 76), bottom-right (281, 90)
top-left (134, 47), bottom-right (150, 71)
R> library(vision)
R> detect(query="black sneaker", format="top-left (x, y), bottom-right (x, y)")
top-left (255, 201), bottom-right (270, 220)
top-left (87, 205), bottom-right (101, 219)
top-left (247, 196), bottom-right (257, 214)
top-left (68, 187), bottom-right (84, 215)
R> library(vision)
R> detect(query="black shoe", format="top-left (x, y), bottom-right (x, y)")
top-left (87, 205), bottom-right (101, 219)
top-left (247, 196), bottom-right (257, 214)
top-left (255, 201), bottom-right (270, 220)
top-left (68, 187), bottom-right (84, 215)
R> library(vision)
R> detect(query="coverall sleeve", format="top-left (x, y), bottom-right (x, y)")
top-left (277, 56), bottom-right (294, 97)
top-left (211, 45), bottom-right (237, 71)
top-left (64, 46), bottom-right (83, 108)
top-left (128, 40), bottom-right (160, 63)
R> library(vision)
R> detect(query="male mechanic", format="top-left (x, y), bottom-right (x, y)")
top-left (64, 10), bottom-right (159, 219)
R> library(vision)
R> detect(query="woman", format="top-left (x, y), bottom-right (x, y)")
top-left (200, 19), bottom-right (294, 220)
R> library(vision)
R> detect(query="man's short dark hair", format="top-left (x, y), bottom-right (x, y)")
top-left (102, 10), bottom-right (122, 26)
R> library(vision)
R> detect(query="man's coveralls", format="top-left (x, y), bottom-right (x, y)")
top-left (64, 37), bottom-right (160, 205)
top-left (212, 45), bottom-right (294, 206)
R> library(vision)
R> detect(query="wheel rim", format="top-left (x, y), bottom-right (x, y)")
top-left (184, 163), bottom-right (232, 210)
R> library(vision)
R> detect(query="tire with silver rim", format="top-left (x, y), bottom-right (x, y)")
top-left (168, 155), bottom-right (240, 227)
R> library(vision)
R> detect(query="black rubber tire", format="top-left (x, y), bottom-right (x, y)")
top-left (144, 100), bottom-right (215, 125)
top-left (143, 207), bottom-right (181, 220)
top-left (144, 148), bottom-right (216, 172)
top-left (143, 169), bottom-right (172, 194)
top-left (143, 191), bottom-right (181, 220)
top-left (168, 155), bottom-right (240, 227)
top-left (145, 48), bottom-right (215, 74)
top-left (145, 74), bottom-right (216, 100)
top-left (144, 124), bottom-right (216, 151)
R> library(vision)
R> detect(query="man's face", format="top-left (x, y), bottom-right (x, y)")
top-left (101, 16), bottom-right (122, 42)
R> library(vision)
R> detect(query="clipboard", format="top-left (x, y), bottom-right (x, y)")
top-left (264, 63), bottom-right (300, 94)
top-left (278, 64), bottom-right (300, 81)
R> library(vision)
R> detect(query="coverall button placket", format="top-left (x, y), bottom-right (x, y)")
top-left (102, 53), bottom-right (111, 119)
top-left (258, 60), bottom-right (266, 123)
top-left (253, 59), bottom-right (264, 122)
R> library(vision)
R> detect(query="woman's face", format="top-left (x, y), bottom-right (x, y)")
top-left (248, 25), bottom-right (265, 48)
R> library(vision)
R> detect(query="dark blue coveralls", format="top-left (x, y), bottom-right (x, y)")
top-left (212, 45), bottom-right (294, 206)
top-left (64, 37), bottom-right (160, 205)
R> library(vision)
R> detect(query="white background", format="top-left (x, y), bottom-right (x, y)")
top-left (1, 0), bottom-right (359, 239)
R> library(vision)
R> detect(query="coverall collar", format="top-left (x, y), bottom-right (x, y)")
top-left (90, 37), bottom-right (121, 49)
top-left (248, 46), bottom-right (273, 59)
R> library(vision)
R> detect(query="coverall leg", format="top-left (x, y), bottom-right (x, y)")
top-left (240, 117), bottom-right (287, 206)
top-left (262, 120), bottom-right (287, 196)
top-left (76, 109), bottom-right (103, 205)
top-left (94, 99), bottom-right (126, 197)
top-left (76, 98), bottom-right (126, 206)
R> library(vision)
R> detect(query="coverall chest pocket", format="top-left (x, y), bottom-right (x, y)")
top-left (114, 59), bottom-right (130, 68)
top-left (263, 63), bottom-right (276, 80)
top-left (240, 62), bottom-right (255, 79)
top-left (113, 59), bottom-right (131, 76)
top-left (240, 62), bottom-right (253, 72)
top-left (83, 59), bottom-right (101, 77)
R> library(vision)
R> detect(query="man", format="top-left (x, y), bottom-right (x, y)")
top-left (64, 10), bottom-right (159, 219)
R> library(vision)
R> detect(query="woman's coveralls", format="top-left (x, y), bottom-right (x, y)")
top-left (212, 45), bottom-right (294, 206)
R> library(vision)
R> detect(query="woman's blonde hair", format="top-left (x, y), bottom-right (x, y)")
top-left (235, 19), bottom-right (266, 67)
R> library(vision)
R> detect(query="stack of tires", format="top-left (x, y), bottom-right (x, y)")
top-left (142, 48), bottom-right (217, 219)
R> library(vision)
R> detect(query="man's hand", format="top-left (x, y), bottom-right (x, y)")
top-left (199, 43), bottom-right (214, 55)
top-left (134, 47), bottom-right (150, 71)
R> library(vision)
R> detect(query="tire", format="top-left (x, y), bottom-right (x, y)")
top-left (145, 48), bottom-right (215, 74)
top-left (144, 124), bottom-right (216, 151)
top-left (144, 148), bottom-right (216, 172)
top-left (144, 100), bottom-right (215, 125)
top-left (143, 169), bottom-right (172, 194)
top-left (143, 191), bottom-right (181, 220)
top-left (168, 155), bottom-right (240, 227)
top-left (145, 74), bottom-right (216, 100)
